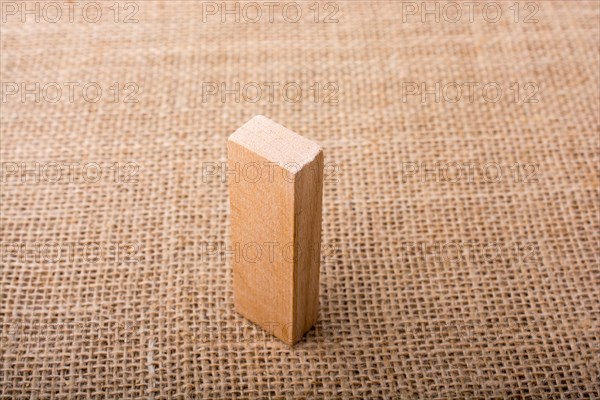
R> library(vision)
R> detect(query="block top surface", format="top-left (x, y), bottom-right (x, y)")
top-left (228, 115), bottom-right (321, 173)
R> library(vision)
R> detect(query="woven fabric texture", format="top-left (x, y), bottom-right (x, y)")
top-left (1, 1), bottom-right (599, 398)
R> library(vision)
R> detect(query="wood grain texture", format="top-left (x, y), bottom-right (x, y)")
top-left (227, 115), bottom-right (323, 345)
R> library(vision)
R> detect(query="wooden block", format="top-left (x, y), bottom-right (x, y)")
top-left (227, 115), bottom-right (323, 345)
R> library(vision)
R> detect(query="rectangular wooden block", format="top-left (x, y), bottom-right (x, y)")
top-left (227, 115), bottom-right (323, 345)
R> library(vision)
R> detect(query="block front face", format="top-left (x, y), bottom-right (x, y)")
top-left (227, 140), bottom-right (296, 344)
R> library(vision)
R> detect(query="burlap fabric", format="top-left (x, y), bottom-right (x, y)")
top-left (1, 1), bottom-right (599, 398)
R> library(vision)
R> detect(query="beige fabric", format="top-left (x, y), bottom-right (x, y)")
top-left (1, 1), bottom-right (599, 398)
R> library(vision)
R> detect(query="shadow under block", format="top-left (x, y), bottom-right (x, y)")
top-left (227, 115), bottom-right (323, 345)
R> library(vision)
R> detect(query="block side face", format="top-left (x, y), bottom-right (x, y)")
top-left (229, 115), bottom-right (321, 172)
top-left (292, 150), bottom-right (324, 343)
top-left (227, 139), bottom-right (296, 344)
